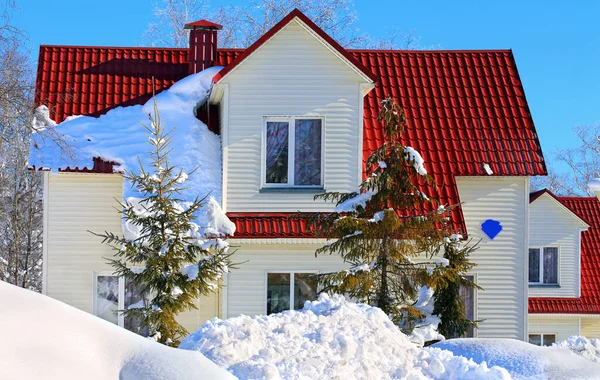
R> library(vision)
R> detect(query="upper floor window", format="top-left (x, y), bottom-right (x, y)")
top-left (529, 247), bottom-right (559, 285)
top-left (263, 117), bottom-right (323, 188)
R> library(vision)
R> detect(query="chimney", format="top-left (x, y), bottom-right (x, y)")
top-left (184, 20), bottom-right (223, 74)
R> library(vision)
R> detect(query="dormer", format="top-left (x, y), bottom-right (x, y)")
top-left (208, 9), bottom-right (376, 213)
top-left (529, 189), bottom-right (589, 298)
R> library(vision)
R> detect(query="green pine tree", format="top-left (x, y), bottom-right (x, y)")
top-left (312, 97), bottom-right (458, 324)
top-left (431, 237), bottom-right (481, 338)
top-left (93, 102), bottom-right (233, 346)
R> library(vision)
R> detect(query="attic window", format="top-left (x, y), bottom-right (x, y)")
top-left (263, 117), bottom-right (323, 188)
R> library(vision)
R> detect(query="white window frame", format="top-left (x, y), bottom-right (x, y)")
top-left (93, 271), bottom-right (125, 327)
top-left (529, 246), bottom-right (560, 285)
top-left (261, 116), bottom-right (325, 188)
top-left (264, 270), bottom-right (320, 314)
top-left (528, 333), bottom-right (557, 346)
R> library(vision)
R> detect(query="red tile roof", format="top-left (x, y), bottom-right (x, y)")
top-left (35, 45), bottom-right (241, 122)
top-left (529, 196), bottom-right (600, 314)
top-left (35, 11), bottom-right (546, 238)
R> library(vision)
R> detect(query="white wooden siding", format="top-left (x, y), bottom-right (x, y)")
top-left (219, 20), bottom-right (369, 212)
top-left (581, 319), bottom-right (600, 338)
top-left (45, 173), bottom-right (124, 313)
top-left (225, 244), bottom-right (348, 318)
top-left (528, 316), bottom-right (579, 342)
top-left (529, 194), bottom-right (586, 298)
top-left (456, 177), bottom-right (528, 339)
top-left (45, 172), bottom-right (217, 333)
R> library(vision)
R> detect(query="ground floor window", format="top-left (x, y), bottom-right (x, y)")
top-left (459, 275), bottom-right (476, 338)
top-left (529, 333), bottom-right (556, 346)
top-left (266, 272), bottom-right (318, 315)
top-left (93, 272), bottom-right (149, 336)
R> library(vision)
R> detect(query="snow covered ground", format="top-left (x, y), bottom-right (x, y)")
top-left (0, 281), bottom-right (234, 380)
top-left (5, 280), bottom-right (600, 380)
top-left (434, 338), bottom-right (600, 380)
top-left (180, 294), bottom-right (511, 379)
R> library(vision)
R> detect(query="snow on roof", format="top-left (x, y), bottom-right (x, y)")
top-left (30, 66), bottom-right (223, 203)
top-left (180, 293), bottom-right (510, 379)
top-left (0, 281), bottom-right (234, 380)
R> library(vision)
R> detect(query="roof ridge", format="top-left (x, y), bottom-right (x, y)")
top-left (348, 48), bottom-right (513, 54)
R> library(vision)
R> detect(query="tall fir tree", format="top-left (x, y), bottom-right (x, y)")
top-left (94, 102), bottom-right (232, 346)
top-left (312, 97), bottom-right (459, 324)
top-left (431, 237), bottom-right (481, 338)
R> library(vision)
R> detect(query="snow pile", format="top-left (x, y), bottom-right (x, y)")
top-left (408, 286), bottom-right (445, 347)
top-left (30, 66), bottom-right (224, 203)
top-left (180, 294), bottom-right (510, 379)
top-left (553, 335), bottom-right (600, 363)
top-left (0, 281), bottom-right (234, 380)
top-left (434, 338), bottom-right (600, 379)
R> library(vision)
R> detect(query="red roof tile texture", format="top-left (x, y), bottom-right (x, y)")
top-left (35, 13), bottom-right (546, 238)
top-left (36, 46), bottom-right (241, 122)
top-left (529, 197), bottom-right (600, 314)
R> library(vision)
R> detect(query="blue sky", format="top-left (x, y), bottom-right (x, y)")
top-left (14, 0), bottom-right (600, 166)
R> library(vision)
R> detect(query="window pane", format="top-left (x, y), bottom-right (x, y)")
top-left (266, 122), bottom-right (289, 184)
top-left (294, 273), bottom-right (318, 310)
top-left (543, 335), bottom-right (556, 346)
top-left (529, 248), bottom-right (540, 283)
top-left (459, 275), bottom-right (475, 338)
top-left (124, 278), bottom-right (150, 336)
top-left (543, 247), bottom-right (558, 284)
top-left (529, 334), bottom-right (542, 346)
top-left (96, 275), bottom-right (119, 324)
top-left (267, 273), bottom-right (290, 315)
top-left (294, 119), bottom-right (322, 186)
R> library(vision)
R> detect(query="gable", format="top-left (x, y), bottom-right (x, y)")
top-left (531, 193), bottom-right (589, 229)
top-left (213, 9), bottom-right (376, 84)
top-left (217, 19), bottom-right (371, 85)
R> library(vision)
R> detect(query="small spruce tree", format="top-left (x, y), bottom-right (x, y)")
top-left (94, 102), bottom-right (232, 346)
top-left (431, 237), bottom-right (481, 338)
top-left (312, 97), bottom-right (457, 324)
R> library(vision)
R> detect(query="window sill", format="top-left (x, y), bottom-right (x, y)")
top-left (260, 187), bottom-right (325, 194)
top-left (529, 284), bottom-right (561, 288)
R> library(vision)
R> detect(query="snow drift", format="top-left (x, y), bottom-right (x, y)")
top-left (434, 338), bottom-right (600, 380)
top-left (0, 281), bottom-right (234, 380)
top-left (553, 335), bottom-right (600, 363)
top-left (180, 294), bottom-right (510, 379)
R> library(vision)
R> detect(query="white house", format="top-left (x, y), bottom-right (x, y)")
top-left (31, 9), bottom-right (549, 340)
top-left (528, 189), bottom-right (600, 345)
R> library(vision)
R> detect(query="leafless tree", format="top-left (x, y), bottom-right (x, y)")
top-left (143, 0), bottom-right (386, 48)
top-left (0, 0), bottom-right (44, 291)
top-left (531, 124), bottom-right (600, 196)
